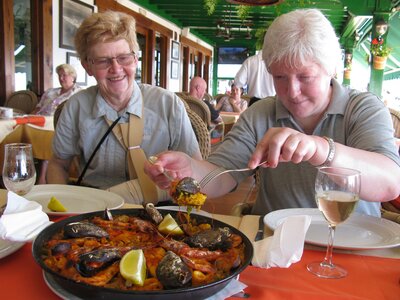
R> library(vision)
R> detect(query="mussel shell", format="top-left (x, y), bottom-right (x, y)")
top-left (185, 227), bottom-right (231, 251)
top-left (145, 203), bottom-right (163, 224)
top-left (76, 248), bottom-right (121, 277)
top-left (156, 251), bottom-right (192, 289)
top-left (51, 242), bottom-right (71, 256)
top-left (175, 177), bottom-right (200, 195)
top-left (64, 222), bottom-right (109, 239)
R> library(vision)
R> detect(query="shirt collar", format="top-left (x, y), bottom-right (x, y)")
top-left (92, 82), bottom-right (143, 121)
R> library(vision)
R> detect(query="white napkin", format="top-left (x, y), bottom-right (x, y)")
top-left (205, 279), bottom-right (247, 300)
top-left (251, 215), bottom-right (311, 268)
top-left (0, 191), bottom-right (52, 242)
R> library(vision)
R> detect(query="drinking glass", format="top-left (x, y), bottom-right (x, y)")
top-left (2, 143), bottom-right (36, 195)
top-left (307, 166), bottom-right (361, 279)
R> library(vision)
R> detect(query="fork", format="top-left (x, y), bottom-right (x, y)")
top-left (199, 161), bottom-right (268, 189)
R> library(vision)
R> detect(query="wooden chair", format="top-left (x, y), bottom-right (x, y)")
top-left (5, 90), bottom-right (38, 114)
top-left (53, 100), bottom-right (80, 180)
top-left (180, 98), bottom-right (211, 159)
top-left (176, 92), bottom-right (224, 143)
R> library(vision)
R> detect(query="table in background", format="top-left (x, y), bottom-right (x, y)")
top-left (0, 116), bottom-right (54, 169)
top-left (220, 112), bottom-right (240, 135)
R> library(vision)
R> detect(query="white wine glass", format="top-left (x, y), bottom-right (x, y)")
top-left (307, 166), bottom-right (361, 279)
top-left (2, 143), bottom-right (37, 195)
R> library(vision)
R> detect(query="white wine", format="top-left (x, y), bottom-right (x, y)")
top-left (316, 190), bottom-right (359, 226)
top-left (3, 175), bottom-right (36, 196)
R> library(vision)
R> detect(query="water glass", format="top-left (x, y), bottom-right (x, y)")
top-left (2, 143), bottom-right (36, 195)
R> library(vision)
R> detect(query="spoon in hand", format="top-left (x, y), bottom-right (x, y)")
top-left (148, 156), bottom-right (200, 195)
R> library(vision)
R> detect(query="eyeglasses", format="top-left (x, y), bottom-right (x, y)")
top-left (88, 52), bottom-right (136, 69)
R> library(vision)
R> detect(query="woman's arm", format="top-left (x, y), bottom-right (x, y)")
top-left (46, 155), bottom-right (73, 184)
top-left (249, 127), bottom-right (400, 202)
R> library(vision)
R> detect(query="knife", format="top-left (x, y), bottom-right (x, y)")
top-left (254, 216), bottom-right (264, 241)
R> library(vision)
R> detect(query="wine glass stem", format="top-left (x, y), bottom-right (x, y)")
top-left (323, 224), bottom-right (336, 266)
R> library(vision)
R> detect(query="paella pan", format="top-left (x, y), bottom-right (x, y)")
top-left (32, 208), bottom-right (253, 299)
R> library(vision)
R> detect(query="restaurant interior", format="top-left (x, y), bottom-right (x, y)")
top-left (0, 1), bottom-right (400, 299)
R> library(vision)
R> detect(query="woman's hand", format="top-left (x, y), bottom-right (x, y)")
top-left (248, 128), bottom-right (329, 169)
top-left (144, 151), bottom-right (194, 190)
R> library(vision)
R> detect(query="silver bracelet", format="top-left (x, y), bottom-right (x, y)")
top-left (317, 136), bottom-right (335, 167)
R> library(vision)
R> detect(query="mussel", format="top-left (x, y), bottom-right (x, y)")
top-left (185, 227), bottom-right (232, 251)
top-left (145, 203), bottom-right (163, 224)
top-left (174, 177), bottom-right (200, 195)
top-left (156, 251), bottom-right (192, 289)
top-left (51, 242), bottom-right (71, 256)
top-left (76, 248), bottom-right (121, 277)
top-left (64, 222), bottom-right (109, 239)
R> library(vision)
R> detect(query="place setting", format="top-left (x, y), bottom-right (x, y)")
top-left (0, 143), bottom-right (125, 260)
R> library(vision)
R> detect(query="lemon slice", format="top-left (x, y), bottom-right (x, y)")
top-left (120, 249), bottom-right (147, 286)
top-left (47, 196), bottom-right (67, 212)
top-left (157, 213), bottom-right (184, 235)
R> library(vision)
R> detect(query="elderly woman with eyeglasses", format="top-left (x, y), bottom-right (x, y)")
top-left (47, 11), bottom-right (201, 204)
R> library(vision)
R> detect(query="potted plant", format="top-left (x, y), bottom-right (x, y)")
top-left (370, 37), bottom-right (392, 70)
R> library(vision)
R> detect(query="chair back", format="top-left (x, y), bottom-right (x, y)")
top-left (53, 100), bottom-right (67, 128)
top-left (5, 90), bottom-right (38, 114)
top-left (389, 107), bottom-right (400, 138)
top-left (178, 93), bottom-right (212, 127)
top-left (187, 108), bottom-right (211, 159)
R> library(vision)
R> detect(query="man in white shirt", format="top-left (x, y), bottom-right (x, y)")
top-left (234, 51), bottom-right (275, 105)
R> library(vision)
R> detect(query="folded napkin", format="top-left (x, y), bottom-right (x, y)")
top-left (15, 116), bottom-right (46, 127)
top-left (252, 215), bottom-right (311, 268)
top-left (206, 278), bottom-right (247, 300)
top-left (0, 191), bottom-right (52, 242)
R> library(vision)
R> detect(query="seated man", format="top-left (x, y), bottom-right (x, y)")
top-left (189, 76), bottom-right (222, 124)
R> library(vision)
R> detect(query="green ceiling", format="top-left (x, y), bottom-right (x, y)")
top-left (131, 1), bottom-right (397, 50)
top-left (131, 0), bottom-right (400, 78)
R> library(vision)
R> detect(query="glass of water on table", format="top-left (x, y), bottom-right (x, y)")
top-left (2, 143), bottom-right (36, 195)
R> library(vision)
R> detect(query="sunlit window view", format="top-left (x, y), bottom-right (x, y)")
top-left (14, 0), bottom-right (32, 91)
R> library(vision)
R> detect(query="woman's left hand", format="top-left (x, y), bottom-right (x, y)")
top-left (248, 127), bottom-right (328, 169)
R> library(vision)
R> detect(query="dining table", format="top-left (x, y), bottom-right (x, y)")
top-left (220, 112), bottom-right (241, 135)
top-left (0, 190), bottom-right (399, 300)
top-left (0, 115), bottom-right (54, 169)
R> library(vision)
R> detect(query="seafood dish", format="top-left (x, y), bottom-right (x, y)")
top-left (33, 208), bottom-right (252, 299)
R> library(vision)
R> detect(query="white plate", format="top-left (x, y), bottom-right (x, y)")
top-left (0, 238), bottom-right (25, 259)
top-left (24, 184), bottom-right (124, 216)
top-left (264, 208), bottom-right (400, 250)
top-left (157, 206), bottom-right (212, 217)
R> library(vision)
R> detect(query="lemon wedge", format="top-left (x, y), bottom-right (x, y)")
top-left (47, 196), bottom-right (67, 212)
top-left (157, 213), bottom-right (184, 235)
top-left (120, 249), bottom-right (147, 286)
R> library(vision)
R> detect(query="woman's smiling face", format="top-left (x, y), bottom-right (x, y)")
top-left (84, 39), bottom-right (137, 103)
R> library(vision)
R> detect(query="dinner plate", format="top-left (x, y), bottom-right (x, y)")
top-left (24, 184), bottom-right (124, 216)
top-left (264, 208), bottom-right (400, 250)
top-left (157, 205), bottom-right (212, 217)
top-left (0, 238), bottom-right (25, 259)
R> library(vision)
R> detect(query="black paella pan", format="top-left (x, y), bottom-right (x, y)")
top-left (32, 208), bottom-right (253, 300)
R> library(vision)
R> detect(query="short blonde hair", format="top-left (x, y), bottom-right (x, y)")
top-left (56, 64), bottom-right (77, 82)
top-left (262, 9), bottom-right (342, 76)
top-left (74, 10), bottom-right (139, 62)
